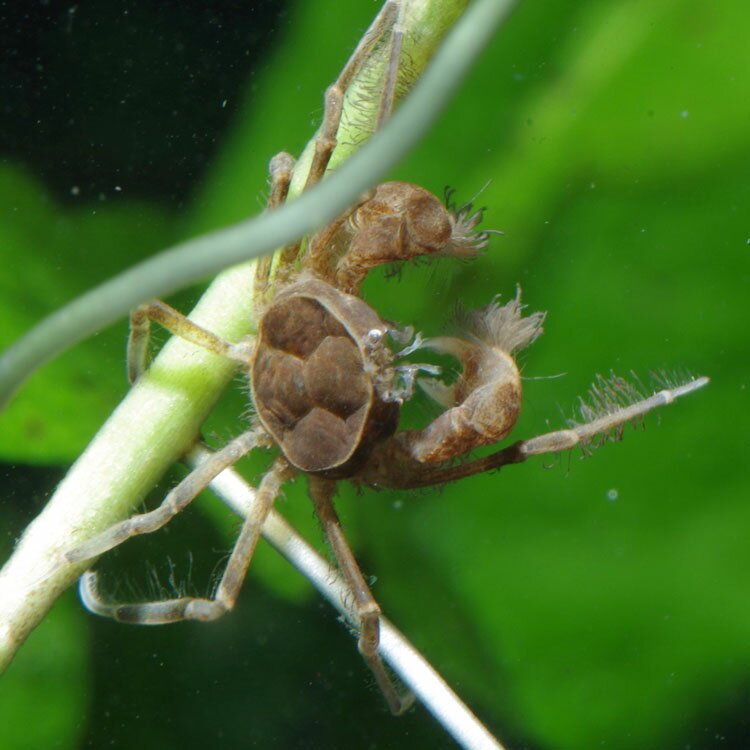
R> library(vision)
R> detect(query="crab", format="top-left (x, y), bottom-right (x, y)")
top-left (63, 1), bottom-right (709, 715)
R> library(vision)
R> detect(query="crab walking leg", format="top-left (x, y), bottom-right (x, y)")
top-left (289, 1), bottom-right (401, 277)
top-left (127, 299), bottom-right (254, 383)
top-left (65, 429), bottom-right (264, 565)
top-left (303, 0), bottom-right (399, 192)
top-left (77, 457), bottom-right (289, 624)
top-left (308, 477), bottom-right (415, 715)
top-left (255, 151), bottom-right (296, 293)
top-left (518, 376), bottom-right (711, 458)
top-left (375, 375), bottom-right (710, 489)
top-left (375, 0), bottom-right (405, 129)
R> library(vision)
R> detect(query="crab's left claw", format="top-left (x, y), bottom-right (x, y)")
top-left (399, 290), bottom-right (545, 463)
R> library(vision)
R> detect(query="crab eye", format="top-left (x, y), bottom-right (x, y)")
top-left (366, 328), bottom-right (384, 344)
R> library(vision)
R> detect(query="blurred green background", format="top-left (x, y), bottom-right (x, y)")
top-left (1, 0), bottom-right (748, 748)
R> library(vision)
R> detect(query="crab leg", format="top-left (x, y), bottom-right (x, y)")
top-left (73, 453), bottom-right (289, 624)
top-left (255, 151), bottom-right (297, 293)
top-left (66, 430), bottom-right (265, 564)
top-left (308, 476), bottom-right (415, 715)
top-left (127, 299), bottom-right (254, 383)
top-left (303, 1), bottom-right (400, 192)
top-left (300, 1), bottom-right (403, 279)
top-left (370, 375), bottom-right (709, 490)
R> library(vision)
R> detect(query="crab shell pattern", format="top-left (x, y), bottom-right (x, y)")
top-left (251, 278), bottom-right (401, 478)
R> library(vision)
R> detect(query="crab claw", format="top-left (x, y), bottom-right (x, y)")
top-left (400, 290), bottom-right (545, 463)
top-left (333, 182), bottom-right (498, 294)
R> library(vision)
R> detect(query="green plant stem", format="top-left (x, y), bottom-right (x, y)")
top-left (0, 0), bottom-right (518, 674)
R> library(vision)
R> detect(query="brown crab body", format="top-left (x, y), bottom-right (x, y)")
top-left (250, 278), bottom-right (400, 478)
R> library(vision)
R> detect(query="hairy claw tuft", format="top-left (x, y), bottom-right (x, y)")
top-left (460, 287), bottom-right (546, 354)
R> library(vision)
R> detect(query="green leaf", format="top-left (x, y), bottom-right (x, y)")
top-left (0, 164), bottom-right (175, 463)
